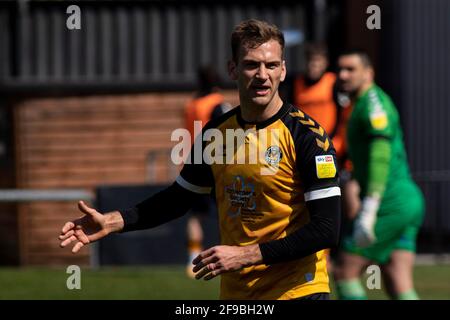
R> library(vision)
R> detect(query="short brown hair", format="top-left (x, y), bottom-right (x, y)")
top-left (339, 49), bottom-right (373, 67)
top-left (231, 19), bottom-right (285, 62)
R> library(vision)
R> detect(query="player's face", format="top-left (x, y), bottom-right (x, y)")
top-left (307, 54), bottom-right (328, 81)
top-left (337, 54), bottom-right (370, 94)
top-left (228, 39), bottom-right (286, 108)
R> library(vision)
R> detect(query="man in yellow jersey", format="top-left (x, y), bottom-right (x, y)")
top-left (58, 19), bottom-right (341, 300)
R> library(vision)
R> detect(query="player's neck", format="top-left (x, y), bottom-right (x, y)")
top-left (240, 95), bottom-right (284, 123)
top-left (357, 81), bottom-right (374, 98)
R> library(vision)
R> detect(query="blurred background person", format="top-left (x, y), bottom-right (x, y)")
top-left (333, 49), bottom-right (425, 300)
top-left (184, 65), bottom-right (231, 277)
top-left (281, 43), bottom-right (350, 162)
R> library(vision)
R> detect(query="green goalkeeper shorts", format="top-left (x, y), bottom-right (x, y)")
top-left (343, 182), bottom-right (425, 264)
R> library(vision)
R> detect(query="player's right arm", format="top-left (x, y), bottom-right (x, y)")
top-left (353, 89), bottom-right (394, 247)
top-left (59, 129), bottom-right (214, 254)
top-left (59, 181), bottom-right (209, 253)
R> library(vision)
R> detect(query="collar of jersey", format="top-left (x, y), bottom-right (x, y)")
top-left (236, 102), bottom-right (290, 130)
top-left (357, 83), bottom-right (377, 101)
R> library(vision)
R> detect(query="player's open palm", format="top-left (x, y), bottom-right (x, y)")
top-left (59, 201), bottom-right (109, 253)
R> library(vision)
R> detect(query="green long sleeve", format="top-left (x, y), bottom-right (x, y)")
top-left (367, 138), bottom-right (391, 197)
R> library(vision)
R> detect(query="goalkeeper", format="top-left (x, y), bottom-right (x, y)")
top-left (333, 50), bottom-right (424, 300)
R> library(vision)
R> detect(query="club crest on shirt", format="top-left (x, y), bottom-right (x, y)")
top-left (265, 146), bottom-right (282, 166)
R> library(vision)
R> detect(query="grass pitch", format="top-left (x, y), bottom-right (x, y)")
top-left (0, 264), bottom-right (448, 300)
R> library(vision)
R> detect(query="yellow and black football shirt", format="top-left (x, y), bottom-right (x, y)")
top-left (177, 103), bottom-right (340, 300)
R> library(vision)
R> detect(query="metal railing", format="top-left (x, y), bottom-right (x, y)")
top-left (0, 189), bottom-right (93, 202)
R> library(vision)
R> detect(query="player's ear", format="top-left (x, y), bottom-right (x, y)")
top-left (280, 60), bottom-right (287, 82)
top-left (228, 60), bottom-right (238, 80)
top-left (363, 66), bottom-right (374, 82)
top-left (368, 67), bottom-right (375, 81)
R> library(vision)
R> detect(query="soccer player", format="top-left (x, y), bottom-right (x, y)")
top-left (333, 50), bottom-right (425, 300)
top-left (58, 19), bottom-right (341, 300)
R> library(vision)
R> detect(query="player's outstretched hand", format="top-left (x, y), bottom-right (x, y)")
top-left (59, 201), bottom-right (110, 253)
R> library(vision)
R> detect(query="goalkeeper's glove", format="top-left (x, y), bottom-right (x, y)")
top-left (353, 195), bottom-right (380, 248)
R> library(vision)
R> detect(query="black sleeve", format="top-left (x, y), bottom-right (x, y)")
top-left (210, 103), bottom-right (225, 120)
top-left (258, 195), bottom-right (341, 264)
top-left (119, 117), bottom-right (220, 232)
top-left (119, 182), bottom-right (205, 232)
top-left (296, 117), bottom-right (340, 193)
top-left (177, 123), bottom-right (215, 192)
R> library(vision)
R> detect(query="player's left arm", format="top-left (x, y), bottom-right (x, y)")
top-left (193, 190), bottom-right (341, 280)
top-left (256, 126), bottom-right (342, 265)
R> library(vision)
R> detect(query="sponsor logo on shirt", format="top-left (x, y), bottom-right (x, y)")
top-left (368, 89), bottom-right (388, 130)
top-left (315, 155), bottom-right (336, 179)
top-left (369, 110), bottom-right (388, 130)
top-left (225, 176), bottom-right (260, 222)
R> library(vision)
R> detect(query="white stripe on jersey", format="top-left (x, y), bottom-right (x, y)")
top-left (304, 186), bottom-right (341, 201)
top-left (176, 175), bottom-right (212, 194)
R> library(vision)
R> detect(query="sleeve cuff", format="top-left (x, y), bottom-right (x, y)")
top-left (175, 175), bottom-right (212, 194)
top-left (258, 243), bottom-right (272, 265)
top-left (118, 207), bottom-right (139, 233)
top-left (304, 186), bottom-right (341, 201)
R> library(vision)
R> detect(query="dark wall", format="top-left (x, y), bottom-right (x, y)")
top-left (341, 0), bottom-right (450, 250)
top-left (378, 0), bottom-right (450, 243)
top-left (0, 0), bottom-right (307, 93)
top-left (0, 100), bottom-right (18, 265)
